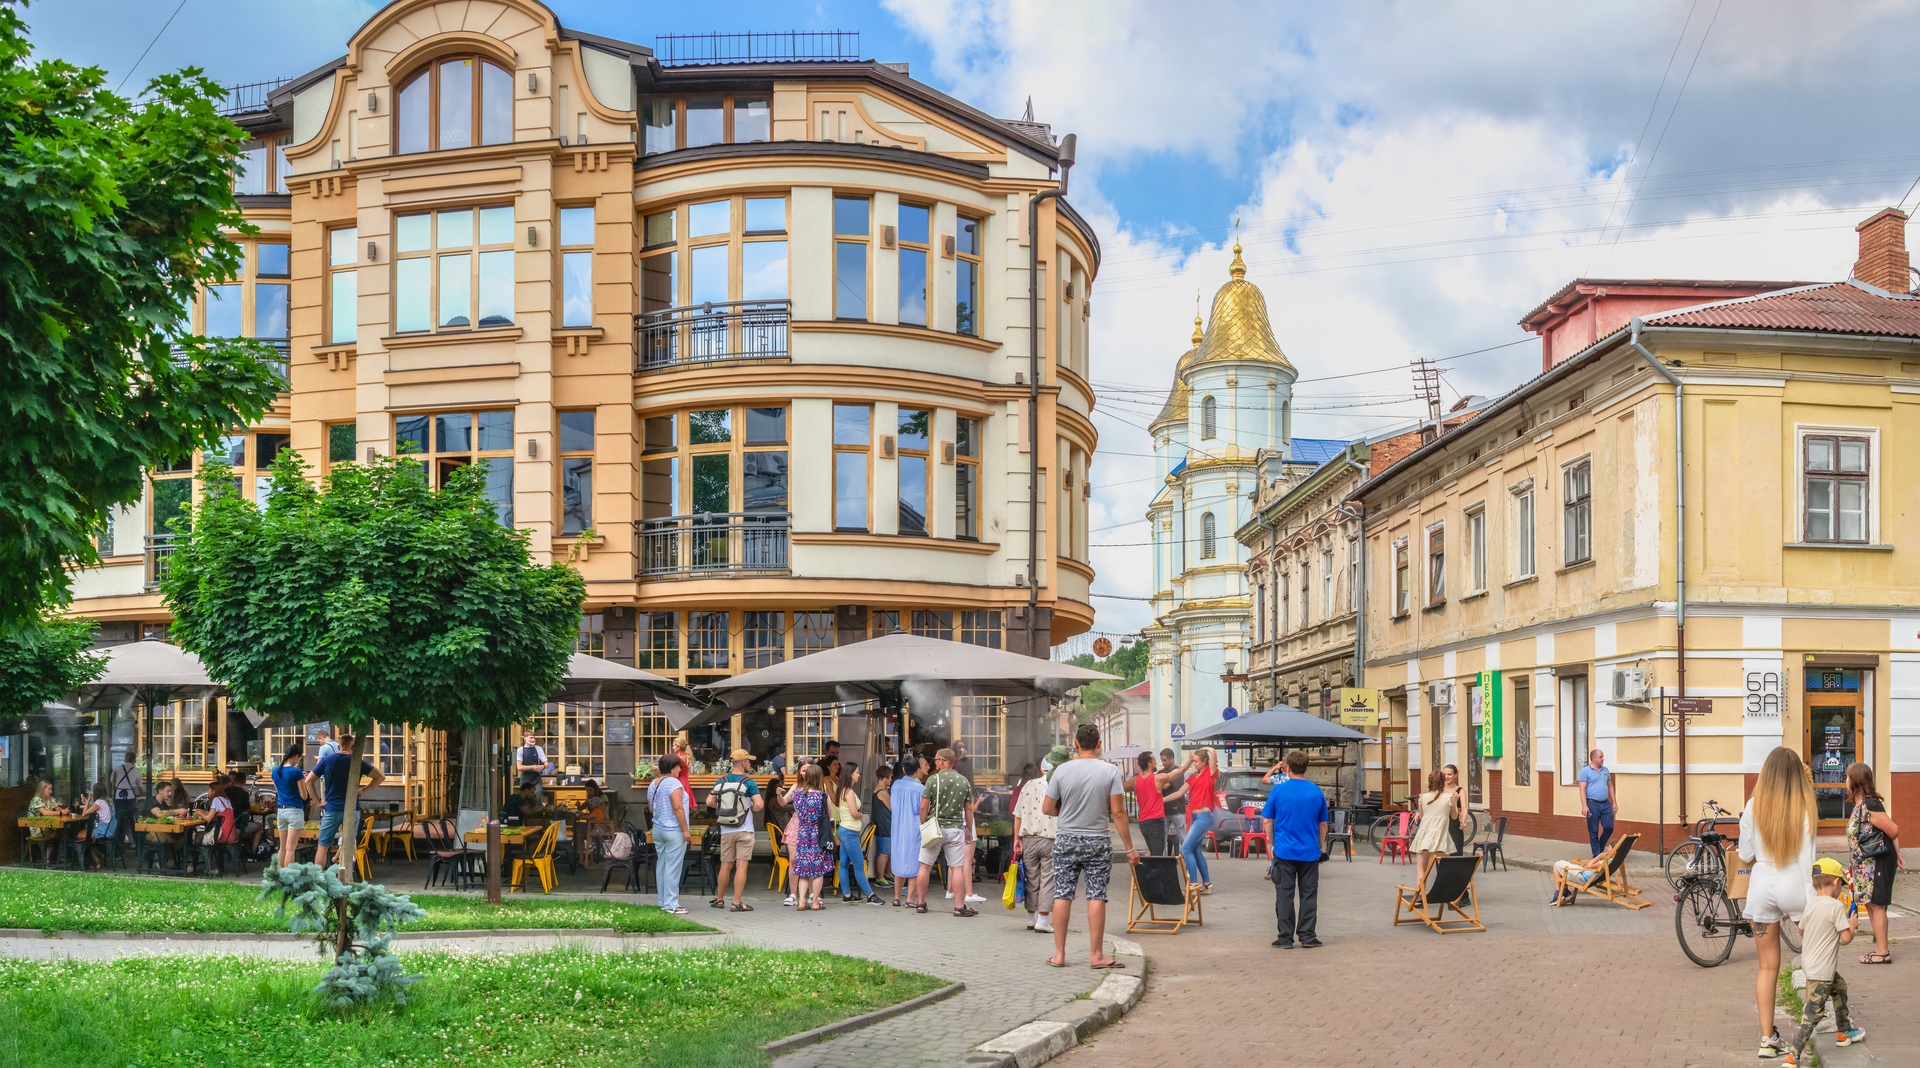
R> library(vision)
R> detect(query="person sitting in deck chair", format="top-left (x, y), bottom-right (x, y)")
top-left (1550, 851), bottom-right (1609, 905)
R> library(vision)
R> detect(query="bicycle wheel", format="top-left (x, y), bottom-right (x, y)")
top-left (1664, 840), bottom-right (1722, 890)
top-left (1778, 915), bottom-right (1801, 954)
top-left (1675, 881), bottom-right (1738, 968)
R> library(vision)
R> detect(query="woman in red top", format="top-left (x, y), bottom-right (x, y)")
top-left (1177, 748), bottom-right (1221, 892)
top-left (1128, 751), bottom-right (1194, 856)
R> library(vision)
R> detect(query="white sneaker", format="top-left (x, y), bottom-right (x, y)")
top-left (1034, 918), bottom-right (1053, 933)
top-left (945, 891), bottom-right (954, 899)
top-left (966, 893), bottom-right (986, 903)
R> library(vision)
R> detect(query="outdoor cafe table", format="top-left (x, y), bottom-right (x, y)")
top-left (134, 818), bottom-right (207, 874)
top-left (17, 815), bottom-right (87, 869)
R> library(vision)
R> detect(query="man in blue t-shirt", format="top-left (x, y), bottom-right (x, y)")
top-left (301, 731), bottom-right (384, 869)
top-left (1261, 749), bottom-right (1329, 949)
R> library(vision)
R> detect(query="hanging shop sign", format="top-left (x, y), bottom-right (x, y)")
top-left (1477, 670), bottom-right (1503, 758)
top-left (1338, 688), bottom-right (1380, 728)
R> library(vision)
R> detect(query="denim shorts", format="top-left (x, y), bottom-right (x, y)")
top-left (317, 808), bottom-right (344, 846)
top-left (876, 836), bottom-right (891, 854)
top-left (276, 807), bottom-right (306, 831)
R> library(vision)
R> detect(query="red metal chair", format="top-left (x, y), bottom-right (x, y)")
top-left (1237, 804), bottom-right (1269, 859)
top-left (1378, 811), bottom-right (1414, 864)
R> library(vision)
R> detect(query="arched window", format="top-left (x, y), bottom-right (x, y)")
top-left (1201, 395), bottom-right (1217, 439)
top-left (1201, 511), bottom-right (1217, 558)
top-left (397, 57), bottom-right (513, 154)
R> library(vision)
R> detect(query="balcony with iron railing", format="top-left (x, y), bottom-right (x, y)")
top-left (635, 300), bottom-right (790, 373)
top-left (144, 533), bottom-right (178, 591)
top-left (214, 78), bottom-right (288, 117)
top-left (654, 31), bottom-right (859, 66)
top-left (635, 513), bottom-right (790, 578)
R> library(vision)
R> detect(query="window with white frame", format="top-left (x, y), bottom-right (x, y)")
top-left (1426, 523), bottom-right (1445, 605)
top-left (1801, 431), bottom-right (1872, 543)
top-left (1511, 481), bottom-right (1536, 579)
top-left (1254, 583), bottom-right (1266, 644)
top-left (1392, 538), bottom-right (1410, 615)
top-left (1279, 568), bottom-right (1290, 635)
top-left (1299, 562), bottom-right (1311, 628)
top-left (1321, 548), bottom-right (1335, 618)
top-left (1347, 536), bottom-right (1360, 612)
top-left (1562, 459), bottom-right (1591, 565)
top-left (1466, 506), bottom-right (1487, 593)
top-left (1201, 512), bottom-right (1217, 558)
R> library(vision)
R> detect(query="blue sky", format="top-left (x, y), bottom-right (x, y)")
top-left (33, 1), bottom-right (1920, 641)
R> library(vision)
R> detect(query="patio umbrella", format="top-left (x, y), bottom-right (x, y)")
top-left (71, 640), bottom-right (222, 796)
top-left (695, 633), bottom-right (1117, 726)
top-left (1104, 745), bottom-right (1149, 764)
top-left (1181, 704), bottom-right (1371, 747)
top-left (549, 653), bottom-right (709, 731)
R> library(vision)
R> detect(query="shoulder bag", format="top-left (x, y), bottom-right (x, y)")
top-left (1855, 802), bottom-right (1893, 858)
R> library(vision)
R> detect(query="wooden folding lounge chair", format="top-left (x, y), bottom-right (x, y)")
top-left (1555, 833), bottom-right (1650, 910)
top-left (1393, 854), bottom-right (1485, 934)
top-left (1126, 855), bottom-right (1203, 934)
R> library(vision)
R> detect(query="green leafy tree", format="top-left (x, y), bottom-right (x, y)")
top-left (160, 450), bottom-right (584, 941)
top-left (0, 2), bottom-right (284, 627)
top-left (1067, 640), bottom-right (1150, 717)
top-left (0, 611), bottom-right (104, 717)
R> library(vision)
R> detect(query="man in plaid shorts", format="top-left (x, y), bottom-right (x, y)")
top-left (1043, 723), bottom-right (1140, 969)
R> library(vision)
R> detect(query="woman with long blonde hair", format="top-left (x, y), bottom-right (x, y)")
top-left (1740, 746), bottom-right (1817, 1059)
top-left (1408, 767), bottom-right (1456, 888)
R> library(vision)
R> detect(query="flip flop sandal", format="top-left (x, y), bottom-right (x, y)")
top-left (1045, 959), bottom-right (1068, 968)
top-left (1090, 959), bottom-right (1126, 969)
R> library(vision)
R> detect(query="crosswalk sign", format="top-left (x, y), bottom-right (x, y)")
top-left (1170, 724), bottom-right (1186, 739)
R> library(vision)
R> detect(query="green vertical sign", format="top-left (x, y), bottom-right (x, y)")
top-left (1478, 669), bottom-right (1503, 758)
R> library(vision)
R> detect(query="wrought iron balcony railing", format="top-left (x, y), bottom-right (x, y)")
top-left (635, 513), bottom-right (791, 578)
top-left (635, 300), bottom-right (790, 373)
top-left (144, 533), bottom-right (179, 591)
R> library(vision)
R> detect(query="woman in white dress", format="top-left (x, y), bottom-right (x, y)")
top-left (1409, 768), bottom-right (1459, 888)
top-left (1740, 746), bottom-right (1816, 1059)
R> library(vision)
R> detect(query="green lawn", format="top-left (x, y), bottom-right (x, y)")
top-left (0, 947), bottom-right (943, 1068)
top-left (0, 868), bottom-right (708, 935)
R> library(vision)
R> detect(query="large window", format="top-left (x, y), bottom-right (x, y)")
top-left (396, 57), bottom-right (511, 154)
top-left (957, 697), bottom-right (1005, 774)
top-left (394, 409), bottom-right (514, 525)
top-left (687, 611), bottom-right (729, 672)
top-left (394, 205), bottom-right (514, 333)
top-left (898, 203), bottom-right (930, 326)
top-left (1512, 484), bottom-right (1536, 579)
top-left (200, 240), bottom-right (290, 383)
top-left (959, 610), bottom-right (1002, 649)
top-left (834, 404), bottom-right (871, 530)
top-left (1803, 434), bottom-right (1870, 543)
top-left (529, 703), bottom-right (605, 778)
top-left (1562, 459), bottom-right (1591, 565)
top-left (637, 611), bottom-right (679, 672)
top-left (640, 94), bottom-right (770, 154)
top-left (144, 699), bottom-right (216, 773)
top-left (833, 196), bottom-right (869, 320)
top-left (743, 611), bottom-right (786, 669)
top-left (789, 704), bottom-right (837, 760)
top-left (327, 424), bottom-right (358, 469)
top-left (638, 405), bottom-right (788, 519)
top-left (794, 611), bottom-right (835, 656)
top-left (897, 408), bottom-right (929, 535)
top-left (328, 227), bottom-right (357, 345)
top-left (638, 196), bottom-right (787, 313)
top-left (955, 417), bottom-right (980, 539)
top-left (233, 136), bottom-right (292, 195)
top-left (558, 410), bottom-right (594, 535)
top-left (955, 215), bottom-right (981, 336)
top-left (559, 205), bottom-right (594, 328)
top-left (1426, 524), bottom-right (1445, 605)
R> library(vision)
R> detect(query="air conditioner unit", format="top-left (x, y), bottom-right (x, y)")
top-left (1610, 667), bottom-right (1650, 704)
top-left (1426, 680), bottom-right (1454, 708)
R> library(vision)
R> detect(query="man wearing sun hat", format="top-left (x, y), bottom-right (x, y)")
top-left (1012, 744), bottom-right (1070, 933)
top-left (707, 749), bottom-right (764, 912)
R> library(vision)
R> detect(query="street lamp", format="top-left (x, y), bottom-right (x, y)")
top-left (1223, 660), bottom-right (1237, 718)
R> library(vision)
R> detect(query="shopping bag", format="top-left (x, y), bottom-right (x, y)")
top-left (1002, 860), bottom-right (1019, 908)
top-left (1014, 860), bottom-right (1026, 904)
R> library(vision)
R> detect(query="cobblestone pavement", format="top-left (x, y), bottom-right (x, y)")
top-left (1063, 847), bottom-right (1920, 1068)
top-left (691, 880), bottom-right (1109, 1067)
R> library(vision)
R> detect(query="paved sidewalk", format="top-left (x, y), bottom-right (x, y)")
top-left (1061, 849), bottom-right (1920, 1067)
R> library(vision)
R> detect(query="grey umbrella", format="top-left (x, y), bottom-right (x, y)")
top-left (1181, 704), bottom-right (1371, 746)
top-left (71, 640), bottom-right (222, 796)
top-left (550, 653), bottom-right (708, 730)
top-left (693, 633), bottom-right (1116, 728)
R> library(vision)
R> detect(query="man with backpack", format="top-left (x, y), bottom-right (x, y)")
top-left (707, 748), bottom-right (764, 911)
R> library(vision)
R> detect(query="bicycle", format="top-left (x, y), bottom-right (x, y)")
top-left (1673, 828), bottom-right (1801, 967)
top-left (1663, 799), bottom-right (1738, 890)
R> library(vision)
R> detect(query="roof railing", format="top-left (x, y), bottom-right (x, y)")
top-left (653, 31), bottom-right (859, 66)
top-left (215, 78), bottom-right (288, 117)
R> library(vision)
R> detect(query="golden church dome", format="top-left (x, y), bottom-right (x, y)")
top-left (1190, 243), bottom-right (1293, 369)
top-left (1152, 316), bottom-right (1207, 426)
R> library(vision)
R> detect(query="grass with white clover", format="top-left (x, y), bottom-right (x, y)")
top-left (0, 947), bottom-right (943, 1068)
top-left (0, 868), bottom-right (708, 935)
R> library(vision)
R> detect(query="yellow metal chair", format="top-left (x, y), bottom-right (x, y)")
top-left (510, 821), bottom-right (562, 894)
top-left (353, 814), bottom-right (375, 881)
top-left (766, 825), bottom-right (790, 892)
top-left (378, 811), bottom-right (417, 861)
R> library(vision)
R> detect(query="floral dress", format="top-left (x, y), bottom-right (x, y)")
top-left (1847, 800), bottom-right (1888, 902)
top-left (791, 789), bottom-right (830, 879)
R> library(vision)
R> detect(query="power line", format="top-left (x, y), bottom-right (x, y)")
top-left (1584, 0), bottom-right (1702, 274)
top-left (115, 0), bottom-right (190, 94)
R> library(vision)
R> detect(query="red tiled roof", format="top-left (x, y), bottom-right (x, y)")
top-left (1117, 680), bottom-right (1150, 697)
top-left (1644, 281), bottom-right (1920, 339)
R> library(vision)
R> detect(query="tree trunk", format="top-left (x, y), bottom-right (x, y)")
top-left (486, 727), bottom-right (502, 905)
top-left (335, 729), bottom-right (367, 961)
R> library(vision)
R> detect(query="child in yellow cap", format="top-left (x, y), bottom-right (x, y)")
top-left (1783, 857), bottom-right (1866, 1064)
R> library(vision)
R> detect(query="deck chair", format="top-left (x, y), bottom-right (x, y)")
top-left (1393, 854), bottom-right (1486, 934)
top-left (509, 821), bottom-right (562, 894)
top-left (1126, 855), bottom-right (1203, 934)
top-left (1554, 833), bottom-right (1650, 910)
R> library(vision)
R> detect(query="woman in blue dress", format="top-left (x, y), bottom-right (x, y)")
top-left (790, 762), bottom-right (831, 910)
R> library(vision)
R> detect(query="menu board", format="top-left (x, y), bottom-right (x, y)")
top-left (605, 717), bottom-right (634, 745)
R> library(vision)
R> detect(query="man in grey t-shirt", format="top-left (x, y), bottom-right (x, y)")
top-left (1043, 723), bottom-right (1139, 969)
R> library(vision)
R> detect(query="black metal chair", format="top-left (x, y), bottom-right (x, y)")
top-left (600, 822), bottom-right (654, 894)
top-left (1325, 808), bottom-right (1355, 861)
top-left (423, 819), bottom-right (475, 890)
top-left (692, 827), bottom-right (721, 899)
top-left (1473, 816), bottom-right (1509, 872)
top-left (137, 829), bottom-right (172, 875)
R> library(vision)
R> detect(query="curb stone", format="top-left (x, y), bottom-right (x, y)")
top-left (965, 937), bottom-right (1147, 1068)
top-left (762, 982), bottom-right (965, 1055)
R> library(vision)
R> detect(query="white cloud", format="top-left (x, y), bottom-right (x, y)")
top-left (886, 0), bottom-right (1920, 639)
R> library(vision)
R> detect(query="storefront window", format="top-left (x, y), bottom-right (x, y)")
top-left (957, 697), bottom-right (1005, 775)
top-left (789, 704), bottom-right (838, 759)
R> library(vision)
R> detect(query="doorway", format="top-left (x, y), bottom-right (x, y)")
top-left (1805, 667), bottom-right (1866, 824)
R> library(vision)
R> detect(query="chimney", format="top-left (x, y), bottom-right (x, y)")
top-left (1852, 207), bottom-right (1911, 293)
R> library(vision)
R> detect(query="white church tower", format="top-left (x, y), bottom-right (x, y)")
top-left (1144, 244), bottom-right (1298, 753)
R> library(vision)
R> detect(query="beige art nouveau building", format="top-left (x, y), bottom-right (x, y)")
top-left (1354, 208), bottom-right (1920, 845)
top-left (34, 0), bottom-right (1099, 810)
